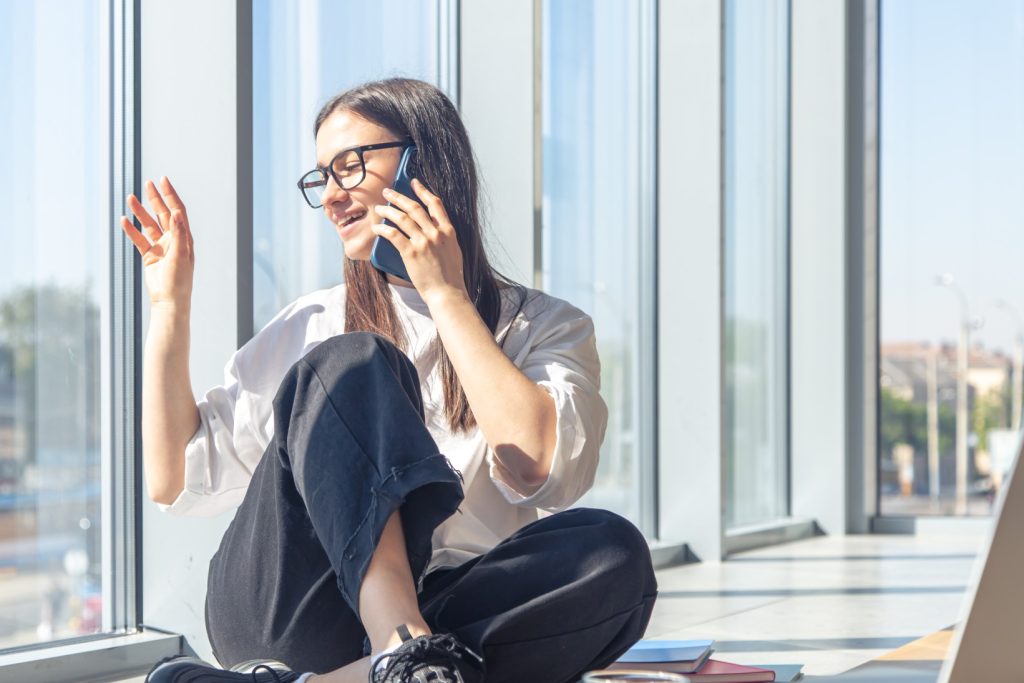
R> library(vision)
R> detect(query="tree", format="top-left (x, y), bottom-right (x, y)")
top-left (880, 387), bottom-right (954, 458)
top-left (0, 281), bottom-right (101, 465)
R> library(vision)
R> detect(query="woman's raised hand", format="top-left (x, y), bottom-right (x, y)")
top-left (119, 176), bottom-right (195, 311)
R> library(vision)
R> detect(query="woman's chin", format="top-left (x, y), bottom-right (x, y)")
top-left (340, 237), bottom-right (373, 261)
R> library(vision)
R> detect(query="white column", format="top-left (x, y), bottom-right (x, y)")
top-left (459, 0), bottom-right (537, 285)
top-left (140, 0), bottom-right (249, 661)
top-left (656, 0), bottom-right (725, 560)
top-left (790, 0), bottom-right (849, 534)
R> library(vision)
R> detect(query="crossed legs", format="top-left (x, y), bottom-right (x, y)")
top-left (204, 332), bottom-right (657, 681)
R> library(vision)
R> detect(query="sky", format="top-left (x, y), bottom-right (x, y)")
top-left (880, 0), bottom-right (1024, 356)
top-left (0, 0), bottom-right (107, 303)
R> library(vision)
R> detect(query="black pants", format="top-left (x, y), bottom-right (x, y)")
top-left (205, 332), bottom-right (657, 682)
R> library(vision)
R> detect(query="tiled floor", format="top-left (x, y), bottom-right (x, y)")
top-left (115, 531), bottom-right (985, 681)
top-left (643, 532), bottom-right (985, 677)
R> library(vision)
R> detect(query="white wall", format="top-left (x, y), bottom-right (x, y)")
top-left (789, 0), bottom-right (850, 534)
top-left (459, 0), bottom-right (537, 286)
top-left (656, 0), bottom-right (726, 560)
top-left (139, 0), bottom-right (245, 661)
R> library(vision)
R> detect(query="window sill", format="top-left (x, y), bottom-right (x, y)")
top-left (0, 629), bottom-right (181, 683)
top-left (725, 517), bottom-right (822, 555)
top-left (648, 540), bottom-right (698, 569)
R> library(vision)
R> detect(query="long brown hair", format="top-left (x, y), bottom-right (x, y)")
top-left (314, 78), bottom-right (528, 434)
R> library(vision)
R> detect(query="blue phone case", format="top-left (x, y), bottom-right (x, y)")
top-left (370, 145), bottom-right (424, 283)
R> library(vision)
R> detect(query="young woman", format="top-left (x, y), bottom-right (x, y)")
top-left (122, 78), bottom-right (657, 683)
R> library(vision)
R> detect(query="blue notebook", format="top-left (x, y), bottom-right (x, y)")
top-left (616, 639), bottom-right (715, 664)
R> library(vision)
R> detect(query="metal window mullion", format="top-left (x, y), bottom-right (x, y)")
top-left (438, 0), bottom-right (460, 107)
top-left (638, 0), bottom-right (659, 540)
top-left (108, 0), bottom-right (140, 635)
top-left (851, 0), bottom-right (880, 530)
top-left (717, 0), bottom-right (729, 557)
top-left (783, 0), bottom-right (794, 519)
top-left (101, 0), bottom-right (116, 635)
top-left (236, 0), bottom-right (254, 348)
top-left (532, 0), bottom-right (543, 290)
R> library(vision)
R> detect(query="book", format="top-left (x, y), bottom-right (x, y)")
top-left (617, 639), bottom-right (715, 664)
top-left (617, 658), bottom-right (776, 682)
top-left (608, 649), bottom-right (713, 674)
top-left (764, 663), bottom-right (803, 682)
top-left (603, 660), bottom-right (801, 683)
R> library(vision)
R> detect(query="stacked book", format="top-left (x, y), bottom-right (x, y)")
top-left (604, 639), bottom-right (783, 682)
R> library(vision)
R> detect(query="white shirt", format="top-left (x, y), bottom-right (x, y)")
top-left (157, 281), bottom-right (608, 572)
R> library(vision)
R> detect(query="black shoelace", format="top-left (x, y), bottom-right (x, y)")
top-left (373, 632), bottom-right (483, 683)
top-left (251, 663), bottom-right (285, 682)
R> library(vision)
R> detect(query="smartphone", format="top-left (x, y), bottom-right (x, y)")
top-left (370, 145), bottom-right (426, 284)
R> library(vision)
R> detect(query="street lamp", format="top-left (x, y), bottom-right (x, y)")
top-left (926, 348), bottom-right (941, 512)
top-left (936, 273), bottom-right (977, 516)
top-left (994, 299), bottom-right (1024, 433)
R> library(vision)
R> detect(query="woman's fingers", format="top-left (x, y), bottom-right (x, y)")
top-left (124, 176), bottom-right (191, 244)
top-left (144, 179), bottom-right (173, 232)
top-left (158, 176), bottom-right (189, 223)
top-left (119, 215), bottom-right (152, 255)
top-left (170, 211), bottom-right (191, 254)
top-left (382, 187), bottom-right (437, 238)
top-left (411, 178), bottom-right (453, 233)
top-left (126, 193), bottom-right (163, 243)
top-left (373, 204), bottom-right (420, 244)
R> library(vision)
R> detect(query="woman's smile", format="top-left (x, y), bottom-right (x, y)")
top-left (334, 209), bottom-right (369, 238)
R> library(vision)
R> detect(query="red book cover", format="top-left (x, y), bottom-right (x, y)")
top-left (607, 658), bottom-right (776, 682)
top-left (684, 659), bottom-right (776, 682)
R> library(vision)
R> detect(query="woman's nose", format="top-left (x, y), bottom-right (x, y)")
top-left (322, 174), bottom-right (350, 205)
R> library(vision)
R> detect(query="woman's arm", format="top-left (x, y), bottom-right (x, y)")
top-left (371, 179), bottom-right (557, 492)
top-left (143, 304), bottom-right (200, 504)
top-left (424, 288), bottom-right (558, 489)
top-left (120, 178), bottom-right (199, 505)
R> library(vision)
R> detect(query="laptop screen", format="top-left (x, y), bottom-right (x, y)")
top-left (940, 429), bottom-right (1024, 682)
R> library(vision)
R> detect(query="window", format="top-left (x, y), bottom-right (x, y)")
top-left (879, 0), bottom-right (1024, 516)
top-left (723, 0), bottom-right (791, 530)
top-left (0, 0), bottom-right (132, 651)
top-left (252, 0), bottom-right (451, 330)
top-left (541, 0), bottom-right (657, 532)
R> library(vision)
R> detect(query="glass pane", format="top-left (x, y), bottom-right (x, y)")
top-left (0, 0), bottom-right (110, 649)
top-left (723, 0), bottom-right (790, 529)
top-left (542, 0), bottom-right (651, 528)
top-left (253, 0), bottom-right (443, 331)
top-left (879, 0), bottom-right (1024, 516)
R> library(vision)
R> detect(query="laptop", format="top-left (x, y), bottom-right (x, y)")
top-left (812, 428), bottom-right (1024, 682)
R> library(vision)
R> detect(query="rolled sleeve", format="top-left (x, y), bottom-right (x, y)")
top-left (151, 290), bottom-right (334, 518)
top-left (154, 361), bottom-right (259, 518)
top-left (488, 303), bottom-right (608, 512)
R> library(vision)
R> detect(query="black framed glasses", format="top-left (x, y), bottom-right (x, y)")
top-left (297, 140), bottom-right (411, 209)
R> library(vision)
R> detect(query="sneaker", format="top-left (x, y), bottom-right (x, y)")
top-left (229, 659), bottom-right (295, 675)
top-left (369, 625), bottom-right (484, 683)
top-left (145, 654), bottom-right (302, 682)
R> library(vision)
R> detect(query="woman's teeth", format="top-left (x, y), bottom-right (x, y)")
top-left (341, 211), bottom-right (366, 227)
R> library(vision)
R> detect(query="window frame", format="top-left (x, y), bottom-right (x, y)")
top-left (0, 0), bottom-right (180, 678)
top-left (721, 0), bottom-right (794, 536)
top-left (535, 0), bottom-right (660, 537)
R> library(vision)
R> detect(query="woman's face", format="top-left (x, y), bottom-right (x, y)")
top-left (314, 109), bottom-right (404, 261)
